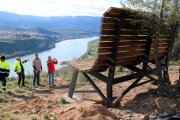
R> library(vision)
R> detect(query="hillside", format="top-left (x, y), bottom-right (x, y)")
top-left (0, 65), bottom-right (180, 120)
top-left (0, 11), bottom-right (101, 58)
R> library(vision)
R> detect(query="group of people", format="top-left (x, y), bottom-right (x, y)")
top-left (0, 53), bottom-right (58, 91)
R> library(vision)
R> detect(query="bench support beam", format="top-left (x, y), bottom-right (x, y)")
top-left (82, 73), bottom-right (107, 102)
top-left (68, 69), bottom-right (78, 98)
top-left (112, 76), bottom-right (144, 106)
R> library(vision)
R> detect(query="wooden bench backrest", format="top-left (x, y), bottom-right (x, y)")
top-left (96, 7), bottom-right (170, 67)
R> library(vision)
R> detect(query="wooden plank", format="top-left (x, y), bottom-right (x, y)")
top-left (99, 41), bottom-right (113, 47)
top-left (120, 29), bottom-right (149, 35)
top-left (100, 28), bottom-right (149, 36)
top-left (117, 50), bottom-right (146, 57)
top-left (98, 47), bottom-right (112, 53)
top-left (98, 44), bottom-right (146, 54)
top-left (103, 7), bottom-right (137, 19)
top-left (150, 47), bottom-right (168, 51)
top-left (102, 17), bottom-right (115, 24)
top-left (100, 35), bottom-right (115, 42)
top-left (67, 60), bottom-right (106, 68)
top-left (100, 35), bottom-right (149, 42)
top-left (101, 23), bottom-right (115, 29)
top-left (150, 50), bottom-right (168, 55)
top-left (150, 44), bottom-right (169, 47)
top-left (99, 40), bottom-right (147, 48)
top-left (103, 7), bottom-right (123, 16)
top-left (119, 40), bottom-right (147, 46)
top-left (101, 29), bottom-right (115, 35)
top-left (120, 35), bottom-right (148, 40)
top-left (118, 45), bottom-right (146, 51)
top-left (97, 50), bottom-right (145, 61)
top-left (116, 54), bottom-right (144, 60)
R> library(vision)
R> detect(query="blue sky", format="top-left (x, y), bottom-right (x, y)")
top-left (0, 0), bottom-right (122, 16)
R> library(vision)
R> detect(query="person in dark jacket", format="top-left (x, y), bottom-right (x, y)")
top-left (0, 56), bottom-right (10, 91)
top-left (46, 56), bottom-right (58, 87)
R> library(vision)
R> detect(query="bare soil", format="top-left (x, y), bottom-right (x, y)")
top-left (1, 65), bottom-right (180, 120)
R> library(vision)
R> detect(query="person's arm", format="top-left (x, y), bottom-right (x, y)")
top-left (53, 59), bottom-right (58, 64)
top-left (33, 66), bottom-right (36, 70)
top-left (22, 59), bottom-right (28, 63)
top-left (6, 63), bottom-right (10, 77)
top-left (6, 69), bottom-right (10, 77)
top-left (55, 60), bottom-right (58, 64)
top-left (32, 60), bottom-right (36, 70)
top-left (40, 59), bottom-right (42, 71)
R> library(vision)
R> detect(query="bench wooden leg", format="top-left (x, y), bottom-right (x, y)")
top-left (163, 68), bottom-right (171, 85)
top-left (107, 82), bottom-right (112, 107)
top-left (68, 69), bottom-right (78, 98)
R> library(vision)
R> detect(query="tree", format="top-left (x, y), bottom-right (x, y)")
top-left (121, 0), bottom-right (180, 96)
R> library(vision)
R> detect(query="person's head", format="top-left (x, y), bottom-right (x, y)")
top-left (16, 57), bottom-right (21, 61)
top-left (48, 56), bottom-right (52, 61)
top-left (35, 53), bottom-right (38, 59)
top-left (0, 56), bottom-right (5, 62)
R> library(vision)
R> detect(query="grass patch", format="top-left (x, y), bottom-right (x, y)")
top-left (0, 111), bottom-right (14, 120)
top-left (43, 112), bottom-right (51, 120)
top-left (57, 97), bottom-right (68, 104)
top-left (31, 117), bottom-right (37, 120)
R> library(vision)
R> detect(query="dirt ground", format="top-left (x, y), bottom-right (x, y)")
top-left (1, 65), bottom-right (180, 120)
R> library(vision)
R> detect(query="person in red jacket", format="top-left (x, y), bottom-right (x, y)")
top-left (46, 56), bottom-right (58, 87)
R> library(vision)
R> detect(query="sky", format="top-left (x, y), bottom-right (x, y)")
top-left (0, 0), bottom-right (123, 17)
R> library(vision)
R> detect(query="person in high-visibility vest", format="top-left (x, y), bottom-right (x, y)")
top-left (0, 56), bottom-right (10, 91)
top-left (14, 57), bottom-right (28, 87)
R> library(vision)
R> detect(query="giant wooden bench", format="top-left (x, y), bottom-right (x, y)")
top-left (62, 7), bottom-right (173, 107)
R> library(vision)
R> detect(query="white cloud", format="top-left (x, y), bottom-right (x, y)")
top-left (0, 0), bottom-right (121, 16)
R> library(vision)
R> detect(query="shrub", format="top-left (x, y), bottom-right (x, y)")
top-left (57, 97), bottom-right (67, 104)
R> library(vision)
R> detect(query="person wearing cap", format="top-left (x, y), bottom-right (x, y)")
top-left (0, 56), bottom-right (10, 91)
top-left (32, 53), bottom-right (42, 87)
top-left (13, 57), bottom-right (28, 87)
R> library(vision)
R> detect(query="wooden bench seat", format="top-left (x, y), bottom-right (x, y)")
top-left (62, 7), bottom-right (173, 107)
top-left (63, 59), bottom-right (107, 72)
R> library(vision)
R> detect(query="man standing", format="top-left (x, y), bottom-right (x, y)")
top-left (14, 57), bottom-right (28, 87)
top-left (32, 53), bottom-right (42, 87)
top-left (0, 56), bottom-right (10, 91)
top-left (46, 56), bottom-right (58, 87)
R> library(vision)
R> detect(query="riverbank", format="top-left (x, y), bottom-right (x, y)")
top-left (4, 35), bottom-right (97, 59)
top-left (7, 36), bottom-right (98, 77)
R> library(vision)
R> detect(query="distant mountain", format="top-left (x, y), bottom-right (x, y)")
top-left (0, 11), bottom-right (101, 58)
top-left (0, 11), bottom-right (101, 30)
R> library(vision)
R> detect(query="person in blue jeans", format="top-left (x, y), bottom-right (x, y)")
top-left (46, 56), bottom-right (58, 87)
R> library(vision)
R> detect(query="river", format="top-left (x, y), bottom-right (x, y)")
top-left (7, 36), bottom-right (98, 77)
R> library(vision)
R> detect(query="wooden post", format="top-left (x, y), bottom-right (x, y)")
top-left (68, 69), bottom-right (78, 98)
